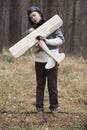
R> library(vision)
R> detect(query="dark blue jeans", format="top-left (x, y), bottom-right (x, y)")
top-left (35, 62), bottom-right (58, 111)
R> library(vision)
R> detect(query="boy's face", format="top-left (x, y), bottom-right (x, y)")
top-left (29, 11), bottom-right (42, 24)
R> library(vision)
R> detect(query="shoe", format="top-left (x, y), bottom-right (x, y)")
top-left (36, 108), bottom-right (44, 119)
top-left (37, 111), bottom-right (43, 118)
top-left (51, 108), bottom-right (59, 118)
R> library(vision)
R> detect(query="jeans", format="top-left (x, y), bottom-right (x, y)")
top-left (35, 62), bottom-right (58, 111)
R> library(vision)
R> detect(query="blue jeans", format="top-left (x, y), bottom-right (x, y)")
top-left (35, 62), bottom-right (58, 111)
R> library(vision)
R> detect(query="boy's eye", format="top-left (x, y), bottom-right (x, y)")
top-left (30, 14), bottom-right (36, 19)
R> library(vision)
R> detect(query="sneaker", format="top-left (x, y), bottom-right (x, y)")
top-left (51, 108), bottom-right (59, 118)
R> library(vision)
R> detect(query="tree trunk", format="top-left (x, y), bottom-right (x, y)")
top-left (9, 0), bottom-right (21, 46)
top-left (0, 0), bottom-right (10, 52)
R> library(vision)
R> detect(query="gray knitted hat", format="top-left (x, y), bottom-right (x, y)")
top-left (27, 6), bottom-right (43, 16)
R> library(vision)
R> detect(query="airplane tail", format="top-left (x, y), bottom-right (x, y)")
top-left (54, 53), bottom-right (65, 64)
top-left (45, 58), bottom-right (56, 69)
top-left (45, 53), bottom-right (65, 69)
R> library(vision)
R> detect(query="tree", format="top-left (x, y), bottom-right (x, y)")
top-left (0, 0), bottom-right (10, 52)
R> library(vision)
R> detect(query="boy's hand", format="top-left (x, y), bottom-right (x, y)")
top-left (36, 36), bottom-right (46, 42)
top-left (35, 36), bottom-right (46, 46)
top-left (29, 28), bottom-right (34, 33)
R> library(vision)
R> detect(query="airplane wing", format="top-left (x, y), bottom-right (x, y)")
top-left (9, 14), bottom-right (63, 58)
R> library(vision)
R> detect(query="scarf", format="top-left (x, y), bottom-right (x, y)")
top-left (34, 18), bottom-right (47, 29)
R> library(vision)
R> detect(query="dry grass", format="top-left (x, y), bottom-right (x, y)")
top-left (0, 54), bottom-right (87, 130)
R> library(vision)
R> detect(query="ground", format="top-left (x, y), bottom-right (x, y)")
top-left (0, 53), bottom-right (87, 130)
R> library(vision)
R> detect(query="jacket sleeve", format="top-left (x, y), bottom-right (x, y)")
top-left (46, 29), bottom-right (65, 46)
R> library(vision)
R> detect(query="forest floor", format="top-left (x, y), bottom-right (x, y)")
top-left (0, 53), bottom-right (87, 130)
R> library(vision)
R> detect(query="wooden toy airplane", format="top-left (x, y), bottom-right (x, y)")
top-left (9, 14), bottom-right (65, 69)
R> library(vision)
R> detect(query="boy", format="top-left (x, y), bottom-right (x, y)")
top-left (27, 6), bottom-right (65, 118)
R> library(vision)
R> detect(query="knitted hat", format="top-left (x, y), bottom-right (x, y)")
top-left (27, 6), bottom-right (43, 17)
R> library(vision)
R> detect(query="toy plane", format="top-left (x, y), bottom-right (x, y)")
top-left (9, 14), bottom-right (65, 69)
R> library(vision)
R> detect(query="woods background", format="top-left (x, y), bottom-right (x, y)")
top-left (0, 0), bottom-right (87, 56)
